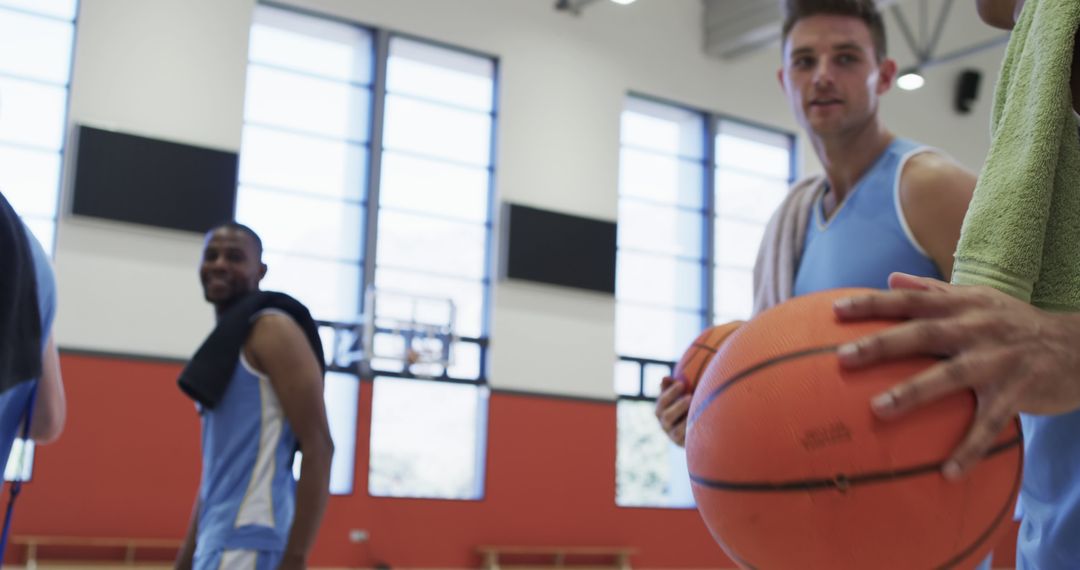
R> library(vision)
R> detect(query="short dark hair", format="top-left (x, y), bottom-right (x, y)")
top-left (780, 0), bottom-right (887, 62)
top-left (209, 221), bottom-right (263, 257)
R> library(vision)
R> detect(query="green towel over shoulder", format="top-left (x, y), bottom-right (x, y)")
top-left (951, 0), bottom-right (1080, 312)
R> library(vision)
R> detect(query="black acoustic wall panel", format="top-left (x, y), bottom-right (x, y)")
top-left (71, 125), bottom-right (238, 233)
top-left (502, 203), bottom-right (617, 294)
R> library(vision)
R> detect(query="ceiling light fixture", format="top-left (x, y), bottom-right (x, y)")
top-left (897, 68), bottom-right (926, 91)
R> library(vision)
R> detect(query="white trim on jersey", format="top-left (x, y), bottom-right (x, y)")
top-left (217, 549), bottom-right (257, 570)
top-left (892, 146), bottom-right (938, 257)
top-left (233, 353), bottom-right (284, 529)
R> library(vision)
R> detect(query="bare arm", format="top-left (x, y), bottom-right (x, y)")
top-left (247, 314), bottom-right (333, 569)
top-left (898, 152), bottom-right (977, 280)
top-left (29, 333), bottom-right (64, 443)
top-left (174, 499), bottom-right (198, 570)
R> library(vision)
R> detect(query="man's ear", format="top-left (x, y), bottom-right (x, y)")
top-left (877, 58), bottom-right (898, 94)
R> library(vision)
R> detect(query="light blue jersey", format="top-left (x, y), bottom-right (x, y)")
top-left (1016, 412), bottom-right (1080, 569)
top-left (194, 310), bottom-right (298, 564)
top-left (0, 225), bottom-right (55, 468)
top-left (793, 138), bottom-right (943, 296)
top-left (790, 139), bottom-right (993, 570)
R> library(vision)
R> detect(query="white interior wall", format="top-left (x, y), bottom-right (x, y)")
top-left (54, 0), bottom-right (1008, 399)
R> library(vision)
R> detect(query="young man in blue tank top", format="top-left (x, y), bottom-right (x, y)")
top-left (175, 223), bottom-right (333, 570)
top-left (835, 1), bottom-right (1080, 568)
top-left (656, 0), bottom-right (975, 449)
top-left (0, 192), bottom-right (66, 477)
top-left (654, 1), bottom-right (989, 565)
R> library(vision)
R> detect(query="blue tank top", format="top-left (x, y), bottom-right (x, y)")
top-left (793, 138), bottom-right (943, 295)
top-left (1013, 116), bottom-right (1080, 570)
top-left (0, 225), bottom-right (56, 469)
top-left (1016, 412), bottom-right (1080, 569)
top-left (789, 139), bottom-right (994, 570)
top-left (195, 310), bottom-right (298, 555)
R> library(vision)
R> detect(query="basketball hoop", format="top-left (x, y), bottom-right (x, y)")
top-left (325, 285), bottom-right (456, 379)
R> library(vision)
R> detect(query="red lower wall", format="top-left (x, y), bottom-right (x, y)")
top-left (9, 353), bottom-right (1019, 568)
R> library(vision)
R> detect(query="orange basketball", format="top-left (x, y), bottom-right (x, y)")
top-left (686, 288), bottom-right (1022, 570)
top-left (673, 321), bottom-right (744, 392)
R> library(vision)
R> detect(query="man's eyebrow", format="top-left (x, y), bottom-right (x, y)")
top-left (831, 42), bottom-right (867, 53)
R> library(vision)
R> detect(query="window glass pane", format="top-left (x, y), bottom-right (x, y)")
top-left (716, 128), bottom-right (791, 180)
top-left (379, 151), bottom-right (489, 223)
top-left (237, 186), bottom-right (362, 262)
top-left (616, 400), bottom-right (693, 508)
top-left (239, 126), bottom-right (366, 201)
top-left (614, 360), bottom-right (641, 397)
top-left (446, 341), bottom-right (481, 379)
top-left (616, 251), bottom-right (701, 311)
top-left (714, 217), bottom-right (766, 269)
top-left (0, 148), bottom-right (60, 217)
top-left (0, 9), bottom-right (73, 84)
top-left (617, 199), bottom-right (702, 258)
top-left (0, 78), bottom-right (66, 150)
top-left (20, 217), bottom-right (53, 254)
top-left (369, 378), bottom-right (487, 499)
top-left (325, 372), bottom-right (358, 494)
top-left (244, 65), bottom-right (371, 142)
top-left (375, 210), bottom-right (486, 279)
top-left (260, 252), bottom-right (360, 322)
top-left (0, 0), bottom-right (76, 20)
top-left (615, 303), bottom-right (702, 362)
top-left (714, 266), bottom-right (754, 322)
top-left (382, 95), bottom-right (491, 166)
top-left (643, 363), bottom-right (671, 398)
top-left (388, 37), bottom-right (494, 111)
top-left (621, 98), bottom-right (704, 159)
top-left (373, 267), bottom-right (485, 338)
top-left (618, 149), bottom-right (703, 209)
top-left (250, 5), bottom-right (372, 84)
top-left (714, 170), bottom-right (788, 223)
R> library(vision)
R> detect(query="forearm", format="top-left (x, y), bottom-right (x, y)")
top-left (283, 441), bottom-right (333, 564)
top-left (174, 499), bottom-right (199, 570)
top-left (30, 335), bottom-right (65, 443)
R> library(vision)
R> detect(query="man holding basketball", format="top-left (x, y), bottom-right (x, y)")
top-left (835, 0), bottom-right (1080, 568)
top-left (175, 222), bottom-right (333, 570)
top-left (656, 0), bottom-right (975, 447)
top-left (653, 3), bottom-right (990, 565)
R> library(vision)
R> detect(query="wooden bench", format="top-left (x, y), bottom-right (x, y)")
top-left (477, 546), bottom-right (635, 570)
top-left (11, 536), bottom-right (183, 569)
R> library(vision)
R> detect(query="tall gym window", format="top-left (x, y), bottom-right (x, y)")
top-left (238, 4), bottom-right (495, 500)
top-left (614, 95), bottom-right (794, 508)
top-left (0, 0), bottom-right (78, 254)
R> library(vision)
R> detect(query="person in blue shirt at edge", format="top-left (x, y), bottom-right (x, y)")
top-left (0, 191), bottom-right (66, 480)
top-left (175, 222), bottom-right (333, 570)
top-left (835, 1), bottom-right (1080, 569)
top-left (653, 0), bottom-right (988, 566)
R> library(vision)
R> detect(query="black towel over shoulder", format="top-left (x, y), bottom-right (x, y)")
top-left (0, 191), bottom-right (42, 396)
top-left (178, 291), bottom-right (325, 409)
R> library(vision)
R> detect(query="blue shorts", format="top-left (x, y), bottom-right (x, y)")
top-left (194, 549), bottom-right (283, 570)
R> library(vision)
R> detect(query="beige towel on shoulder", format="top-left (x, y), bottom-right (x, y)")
top-left (751, 175), bottom-right (826, 315)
